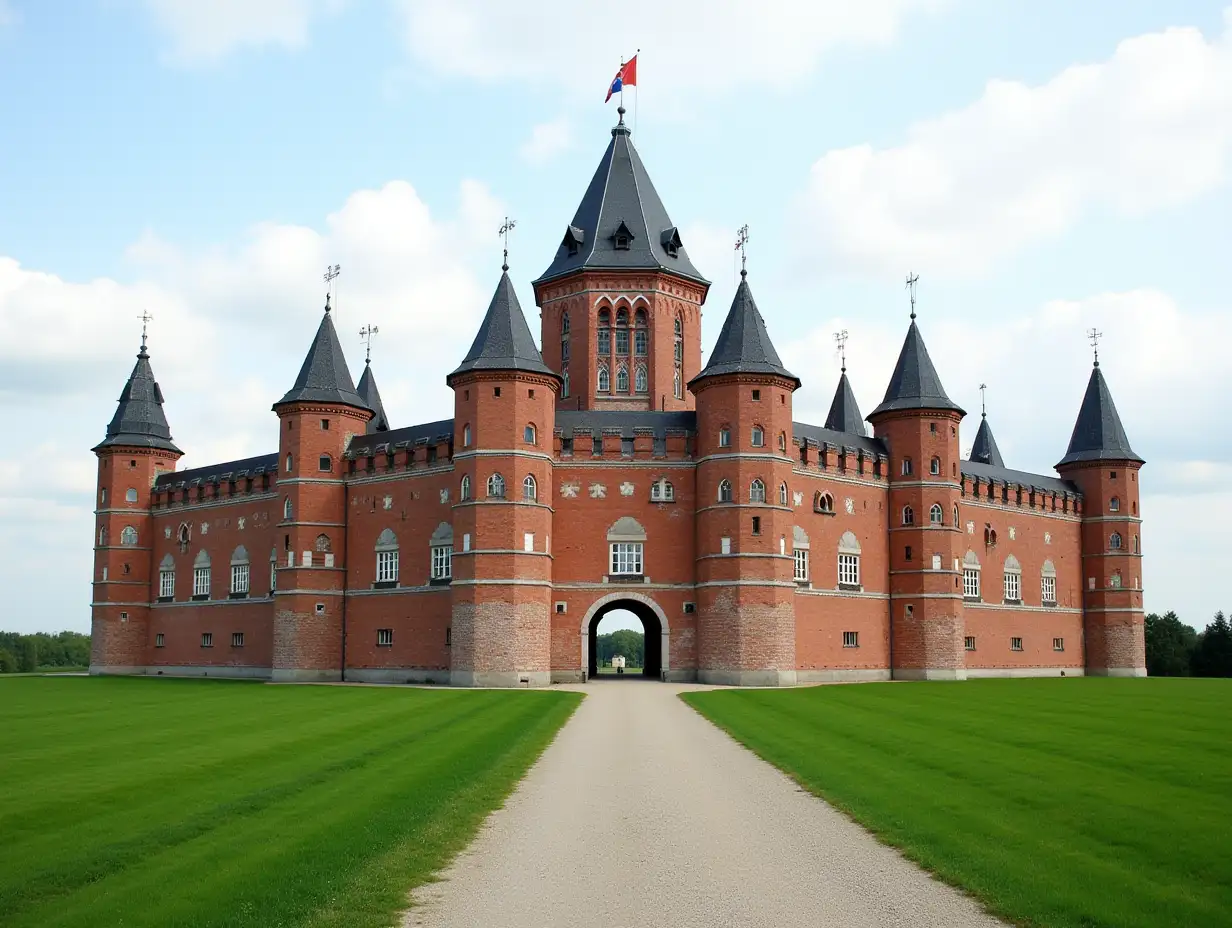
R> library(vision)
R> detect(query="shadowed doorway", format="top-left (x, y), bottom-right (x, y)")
top-left (587, 598), bottom-right (663, 680)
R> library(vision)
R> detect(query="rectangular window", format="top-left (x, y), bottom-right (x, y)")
top-left (963, 568), bottom-right (980, 599)
top-left (270, 560), bottom-right (277, 592)
top-left (1053, 637), bottom-right (1065, 652)
top-left (609, 542), bottom-right (643, 575)
top-left (634, 329), bottom-right (647, 355)
top-left (321, 418), bottom-right (329, 430)
top-left (201, 633), bottom-right (213, 648)
top-left (720, 537), bottom-right (731, 555)
top-left (377, 628), bottom-right (393, 646)
top-left (615, 328), bottom-right (629, 354)
top-left (719, 429), bottom-right (731, 448)
top-left (230, 563), bottom-right (250, 595)
top-left (159, 569), bottom-right (174, 600)
top-left (1042, 575), bottom-right (1056, 604)
top-left (431, 545), bottom-right (452, 580)
top-left (1011, 637), bottom-right (1023, 651)
top-left (155, 633), bottom-right (165, 648)
top-left (751, 389), bottom-right (761, 401)
top-left (793, 548), bottom-right (809, 583)
top-left (904, 545), bottom-right (912, 562)
top-left (838, 553), bottom-right (860, 587)
top-left (593, 436), bottom-right (603, 456)
top-left (598, 329), bottom-right (610, 355)
top-left (523, 532), bottom-right (534, 552)
top-left (842, 631), bottom-right (859, 648)
top-left (376, 550), bottom-right (399, 584)
top-left (964, 636), bottom-right (976, 651)
top-left (193, 566), bottom-right (211, 599)
top-left (751, 516), bottom-right (761, 535)
top-left (463, 533), bottom-right (471, 552)
top-left (1004, 571), bottom-right (1020, 603)
top-left (231, 632), bottom-right (244, 648)
top-left (901, 458), bottom-right (913, 476)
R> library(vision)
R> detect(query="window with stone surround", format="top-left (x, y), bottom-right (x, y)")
top-left (842, 631), bottom-right (859, 648)
top-left (377, 628), bottom-right (393, 646)
top-left (230, 546), bottom-right (250, 596)
top-left (487, 473), bottom-right (506, 498)
top-left (1003, 554), bottom-right (1021, 603)
top-left (1011, 637), bottom-right (1023, 651)
top-left (929, 503), bottom-right (943, 524)
top-left (838, 531), bottom-right (861, 589)
top-left (749, 478), bottom-right (766, 503)
top-left (718, 479), bottom-right (733, 503)
top-left (158, 554), bottom-right (175, 600)
top-left (523, 474), bottom-right (537, 501)
top-left (1041, 559), bottom-right (1057, 605)
top-left (650, 478), bottom-right (674, 502)
top-left (192, 550), bottom-right (211, 600)
top-left (901, 505), bottom-right (914, 526)
top-left (962, 550), bottom-right (981, 600)
top-left (120, 526), bottom-right (138, 546)
top-left (607, 517), bottom-right (646, 576)
top-left (430, 523), bottom-right (453, 581)
top-left (375, 529), bottom-right (399, 585)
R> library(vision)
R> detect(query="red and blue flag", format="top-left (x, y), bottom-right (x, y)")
top-left (605, 55), bottom-right (638, 102)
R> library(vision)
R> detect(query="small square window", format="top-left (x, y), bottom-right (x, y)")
top-left (231, 632), bottom-right (244, 648)
top-left (201, 633), bottom-right (213, 648)
top-left (377, 628), bottom-right (393, 646)
top-left (751, 516), bottom-right (761, 535)
top-left (155, 633), bottom-right (165, 648)
top-left (929, 422), bottom-right (936, 433)
top-left (905, 545), bottom-right (912, 561)
top-left (1110, 470), bottom-right (1117, 479)
top-left (752, 389), bottom-right (761, 401)
top-left (842, 631), bottom-right (859, 648)
top-left (528, 389), bottom-right (535, 398)
top-left (555, 602), bottom-right (567, 614)
top-left (494, 387), bottom-right (501, 397)
top-left (321, 418), bottom-right (330, 430)
top-left (1053, 637), bottom-right (1065, 652)
top-left (683, 602), bottom-right (696, 614)
top-left (1011, 637), bottom-right (1023, 652)
top-left (964, 636), bottom-right (976, 651)
top-left (315, 603), bottom-right (326, 616)
top-left (319, 455), bottom-right (332, 472)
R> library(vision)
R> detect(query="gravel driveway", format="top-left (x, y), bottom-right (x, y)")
top-left (406, 680), bottom-right (1002, 928)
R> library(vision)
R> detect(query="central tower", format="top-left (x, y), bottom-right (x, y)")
top-left (533, 108), bottom-right (710, 411)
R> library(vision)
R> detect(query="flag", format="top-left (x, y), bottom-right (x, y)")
top-left (605, 55), bottom-right (638, 102)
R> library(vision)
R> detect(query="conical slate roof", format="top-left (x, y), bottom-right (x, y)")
top-left (356, 362), bottom-right (389, 434)
top-left (824, 371), bottom-right (865, 435)
top-left (93, 341), bottom-right (181, 453)
top-left (691, 272), bottom-right (798, 387)
top-left (969, 415), bottom-right (1004, 467)
top-left (275, 301), bottom-right (366, 410)
top-left (449, 271), bottom-right (556, 382)
top-left (535, 115), bottom-right (707, 286)
top-left (1056, 363), bottom-right (1143, 467)
top-left (869, 320), bottom-right (964, 417)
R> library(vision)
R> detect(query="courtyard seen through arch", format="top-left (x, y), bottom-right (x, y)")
top-left (587, 601), bottom-right (663, 680)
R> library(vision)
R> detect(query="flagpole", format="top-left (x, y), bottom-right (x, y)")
top-left (634, 48), bottom-right (640, 141)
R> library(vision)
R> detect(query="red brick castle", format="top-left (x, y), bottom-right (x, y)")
top-left (91, 113), bottom-right (1147, 684)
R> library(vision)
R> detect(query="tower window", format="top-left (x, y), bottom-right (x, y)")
top-left (635, 366), bottom-right (647, 393)
top-left (751, 426), bottom-right (764, 447)
top-left (901, 457), bottom-right (913, 476)
top-left (902, 506), bottom-right (914, 526)
top-left (125, 488), bottom-right (138, 503)
top-left (719, 428), bottom-right (731, 448)
top-left (929, 503), bottom-right (943, 524)
top-left (930, 457), bottom-right (940, 475)
top-left (751, 516), bottom-right (761, 535)
top-left (752, 389), bottom-right (761, 401)
top-left (319, 455), bottom-right (332, 472)
top-left (1109, 532), bottom-right (1123, 550)
top-left (524, 424), bottom-right (536, 444)
top-left (321, 418), bottom-right (330, 430)
top-left (1109, 496), bottom-right (1120, 512)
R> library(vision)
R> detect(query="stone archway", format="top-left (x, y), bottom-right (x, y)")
top-left (580, 592), bottom-right (670, 681)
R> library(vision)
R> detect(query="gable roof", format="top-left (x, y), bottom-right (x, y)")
top-left (691, 272), bottom-right (798, 387)
top-left (534, 116), bottom-right (707, 287)
top-left (968, 415), bottom-right (1005, 467)
top-left (449, 271), bottom-right (556, 381)
top-left (275, 302), bottom-right (367, 410)
top-left (824, 371), bottom-right (865, 435)
top-left (869, 319), bottom-right (964, 417)
top-left (1056, 363), bottom-right (1143, 467)
top-left (93, 341), bottom-right (181, 454)
top-left (356, 362), bottom-right (389, 433)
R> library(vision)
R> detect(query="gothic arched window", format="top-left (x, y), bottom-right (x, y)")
top-left (749, 479), bottom-right (766, 503)
top-left (673, 368), bottom-right (682, 400)
top-left (597, 308), bottom-right (611, 356)
top-left (779, 482), bottom-right (788, 505)
top-left (487, 473), bottom-right (506, 498)
top-left (718, 479), bottom-right (733, 503)
top-left (523, 474), bottom-right (537, 501)
top-left (902, 505), bottom-right (914, 526)
top-left (598, 366), bottom-right (610, 393)
top-left (561, 369), bottom-right (571, 398)
top-left (616, 365), bottom-right (629, 393)
top-left (929, 503), bottom-right (943, 524)
top-left (634, 308), bottom-right (648, 355)
top-left (615, 307), bottom-right (630, 355)
top-left (460, 475), bottom-right (471, 501)
top-left (560, 311), bottom-right (570, 362)
top-left (635, 366), bottom-right (647, 393)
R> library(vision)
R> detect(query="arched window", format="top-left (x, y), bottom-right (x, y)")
top-left (285, 453), bottom-right (293, 473)
top-left (597, 308), bottom-right (611, 356)
top-left (191, 550), bottom-right (212, 599)
top-left (634, 308), bottom-right (648, 355)
top-left (158, 553), bottom-right (175, 600)
top-left (1109, 496), bottom-right (1120, 512)
top-left (616, 365), bottom-right (629, 393)
top-left (1110, 571), bottom-right (1123, 589)
top-left (230, 545), bottom-right (251, 595)
top-left (598, 366), bottom-right (610, 393)
top-left (984, 525), bottom-right (998, 546)
top-left (674, 315), bottom-right (683, 337)
top-left (930, 456), bottom-right (940, 475)
top-left (929, 503), bottom-right (943, 524)
top-left (749, 478), bottom-right (766, 503)
top-left (561, 369), bottom-right (571, 398)
top-left (607, 517), bottom-right (646, 576)
top-left (838, 531), bottom-right (862, 589)
top-left (560, 311), bottom-right (570, 363)
top-left (953, 503), bottom-right (960, 527)
top-left (460, 475), bottom-right (471, 501)
top-left (487, 473), bottom-right (506, 498)
top-left (1003, 554), bottom-right (1022, 603)
top-left (1133, 534), bottom-right (1140, 554)
top-left (779, 482), bottom-right (788, 505)
top-left (523, 474), bottom-right (537, 501)
top-left (778, 432), bottom-right (787, 453)
top-left (962, 550), bottom-right (981, 599)
top-left (751, 426), bottom-right (764, 447)
top-left (718, 479), bottom-right (733, 503)
top-left (315, 534), bottom-right (331, 553)
top-left (651, 478), bottom-right (674, 502)
top-left (902, 505), bottom-right (914, 526)
top-left (524, 424), bottom-right (536, 445)
top-left (430, 523), bottom-right (453, 580)
top-left (634, 366), bottom-right (647, 393)
top-left (120, 526), bottom-right (138, 546)
top-left (319, 454), bottom-right (332, 472)
top-left (125, 487), bottom-right (138, 503)
top-left (1109, 532), bottom-right (1123, 550)
top-left (614, 307), bottom-right (630, 355)
top-left (463, 424), bottom-right (471, 447)
top-left (815, 491), bottom-right (834, 514)
top-left (673, 368), bottom-right (682, 400)
top-left (270, 548), bottom-right (278, 593)
top-left (1041, 559), bottom-right (1057, 604)
top-left (283, 498), bottom-right (293, 521)
top-left (375, 528), bottom-right (399, 585)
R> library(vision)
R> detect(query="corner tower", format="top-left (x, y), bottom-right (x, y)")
top-left (532, 108), bottom-right (710, 412)
top-left (449, 265), bottom-right (559, 686)
top-left (271, 295), bottom-right (372, 682)
top-left (691, 269), bottom-right (800, 685)
top-left (1056, 356), bottom-right (1146, 677)
top-left (868, 304), bottom-right (967, 681)
top-left (90, 330), bottom-right (182, 674)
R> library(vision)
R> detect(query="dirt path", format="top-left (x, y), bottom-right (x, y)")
top-left (406, 680), bottom-right (1002, 928)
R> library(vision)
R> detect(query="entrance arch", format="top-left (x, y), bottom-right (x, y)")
top-left (581, 592), bottom-right (669, 681)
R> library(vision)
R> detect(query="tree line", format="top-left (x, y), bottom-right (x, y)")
top-left (596, 629), bottom-right (644, 668)
top-left (1145, 611), bottom-right (1232, 677)
top-left (0, 631), bottom-right (91, 673)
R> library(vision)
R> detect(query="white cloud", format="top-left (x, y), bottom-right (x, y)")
top-left (520, 119), bottom-right (574, 165)
top-left (803, 10), bottom-right (1232, 276)
top-left (141, 0), bottom-right (345, 64)
top-left (0, 1), bottom-right (19, 28)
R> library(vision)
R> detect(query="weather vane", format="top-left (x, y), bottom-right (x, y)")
top-left (734, 224), bottom-right (750, 275)
top-left (1088, 327), bottom-right (1102, 366)
top-left (359, 324), bottom-right (379, 365)
top-left (499, 217), bottom-right (516, 272)
top-left (905, 272), bottom-right (919, 320)
top-left (323, 264), bottom-right (341, 312)
top-left (137, 310), bottom-right (153, 349)
top-left (834, 329), bottom-right (849, 373)
top-left (979, 382), bottom-right (988, 418)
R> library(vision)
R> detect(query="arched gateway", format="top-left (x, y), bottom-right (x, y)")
top-left (580, 592), bottom-right (669, 681)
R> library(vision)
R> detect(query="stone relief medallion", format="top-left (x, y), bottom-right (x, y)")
top-left (589, 483), bottom-right (607, 499)
top-left (793, 491), bottom-right (804, 507)
top-left (1044, 532), bottom-right (1052, 545)
top-left (164, 526), bottom-right (172, 539)
top-left (1008, 527), bottom-right (1016, 540)
top-left (237, 517), bottom-right (246, 530)
top-left (383, 495), bottom-right (393, 510)
top-left (200, 522), bottom-right (209, 535)
top-left (844, 497), bottom-right (855, 515)
top-left (559, 482), bottom-right (580, 499)
top-left (967, 521), bottom-right (975, 534)
top-left (439, 489), bottom-right (449, 504)
top-left (619, 482), bottom-right (635, 497)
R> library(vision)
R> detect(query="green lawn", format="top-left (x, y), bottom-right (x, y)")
top-left (0, 677), bottom-right (580, 928)
top-left (683, 678), bottom-right (1232, 928)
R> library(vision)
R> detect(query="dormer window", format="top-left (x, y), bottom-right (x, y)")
top-left (660, 226), bottom-right (682, 259)
top-left (610, 220), bottom-right (635, 251)
top-left (562, 225), bottom-right (585, 257)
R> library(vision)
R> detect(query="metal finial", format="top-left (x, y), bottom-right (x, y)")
top-left (734, 224), bottom-right (750, 277)
top-left (617, 105), bottom-right (626, 124)
top-left (979, 382), bottom-right (987, 418)
top-left (499, 217), bottom-right (517, 272)
top-left (1087, 328), bottom-right (1102, 367)
top-left (359, 324), bottom-right (380, 365)
top-left (137, 310), bottom-right (153, 354)
top-left (324, 264), bottom-right (341, 313)
top-left (834, 329), bottom-right (849, 373)
top-left (905, 272), bottom-right (920, 320)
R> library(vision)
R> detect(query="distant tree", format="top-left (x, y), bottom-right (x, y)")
top-left (595, 629), bottom-right (645, 668)
top-left (1191, 612), bottom-right (1232, 678)
top-left (0, 649), bottom-right (15, 673)
top-left (1144, 612), bottom-right (1197, 677)
top-left (16, 637), bottom-right (38, 673)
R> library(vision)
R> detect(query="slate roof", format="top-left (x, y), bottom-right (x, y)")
top-left (275, 303), bottom-right (367, 410)
top-left (356, 362), bottom-right (389, 434)
top-left (968, 415), bottom-right (1005, 467)
top-left (1056, 363), bottom-right (1143, 467)
top-left (345, 419), bottom-right (454, 458)
top-left (153, 453), bottom-right (278, 491)
top-left (534, 116), bottom-right (707, 287)
top-left (93, 342), bottom-right (182, 454)
top-left (961, 460), bottom-right (1078, 496)
top-left (556, 409), bottom-right (696, 439)
top-left (792, 421), bottom-right (886, 457)
top-left (449, 271), bottom-right (557, 381)
top-left (691, 273), bottom-right (798, 386)
top-left (869, 320), bottom-right (965, 417)
top-left (824, 371), bottom-right (865, 435)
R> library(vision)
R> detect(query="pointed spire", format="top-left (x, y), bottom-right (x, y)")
top-left (93, 337), bottom-right (181, 454)
top-left (691, 271), bottom-right (798, 387)
top-left (824, 372), bottom-right (865, 435)
top-left (969, 418), bottom-right (1004, 467)
top-left (448, 270), bottom-right (556, 382)
top-left (356, 363), bottom-right (389, 434)
top-left (535, 121), bottom-right (708, 286)
top-left (869, 319), bottom-right (964, 418)
top-left (1056, 362), bottom-right (1143, 467)
top-left (275, 297), bottom-right (366, 410)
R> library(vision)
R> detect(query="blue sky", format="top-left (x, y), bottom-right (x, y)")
top-left (1, 0), bottom-right (1229, 635)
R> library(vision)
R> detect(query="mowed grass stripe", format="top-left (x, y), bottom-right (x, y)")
top-left (0, 677), bottom-right (580, 928)
top-left (683, 678), bottom-right (1232, 928)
